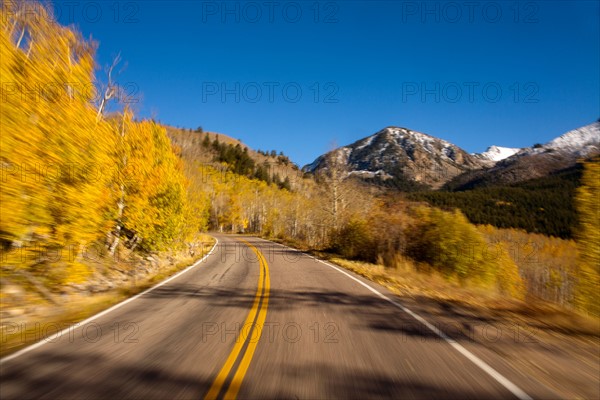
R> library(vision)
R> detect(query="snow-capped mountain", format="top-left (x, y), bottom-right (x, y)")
top-left (536, 122), bottom-right (599, 156)
top-left (473, 146), bottom-right (521, 162)
top-left (304, 121), bottom-right (599, 191)
top-left (447, 121), bottom-right (600, 190)
top-left (303, 127), bottom-right (485, 189)
top-left (472, 122), bottom-right (599, 165)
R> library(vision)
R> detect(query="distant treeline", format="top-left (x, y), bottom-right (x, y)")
top-left (203, 133), bottom-right (292, 190)
top-left (407, 166), bottom-right (582, 239)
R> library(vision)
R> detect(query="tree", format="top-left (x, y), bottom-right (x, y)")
top-left (574, 157), bottom-right (600, 315)
top-left (107, 113), bottom-right (194, 252)
top-left (406, 206), bottom-right (524, 296)
top-left (317, 150), bottom-right (351, 231)
top-left (1, 2), bottom-right (116, 282)
top-left (0, 2), bottom-right (203, 287)
top-left (202, 133), bottom-right (211, 147)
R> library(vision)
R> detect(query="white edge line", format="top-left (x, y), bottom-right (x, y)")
top-left (0, 239), bottom-right (219, 365)
top-left (258, 238), bottom-right (532, 400)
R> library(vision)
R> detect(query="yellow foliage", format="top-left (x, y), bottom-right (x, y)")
top-left (109, 112), bottom-right (194, 250)
top-left (0, 3), bottom-right (203, 286)
top-left (1, 2), bottom-right (114, 258)
top-left (493, 243), bottom-right (525, 300)
top-left (478, 225), bottom-right (577, 305)
top-left (408, 207), bottom-right (493, 283)
top-left (575, 157), bottom-right (600, 315)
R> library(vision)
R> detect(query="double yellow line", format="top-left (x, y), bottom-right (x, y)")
top-left (204, 240), bottom-right (270, 400)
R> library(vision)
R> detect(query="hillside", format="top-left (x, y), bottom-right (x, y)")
top-left (166, 127), bottom-right (302, 190)
top-left (303, 127), bottom-right (485, 189)
top-left (187, 121), bottom-right (597, 238)
top-left (409, 165), bottom-right (583, 238)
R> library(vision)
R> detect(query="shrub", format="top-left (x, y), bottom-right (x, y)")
top-left (332, 218), bottom-right (375, 261)
top-left (407, 207), bottom-right (491, 283)
top-left (407, 206), bottom-right (524, 297)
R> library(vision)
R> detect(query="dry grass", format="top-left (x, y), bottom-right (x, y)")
top-left (321, 254), bottom-right (599, 339)
top-left (324, 255), bottom-right (497, 303)
top-left (269, 227), bottom-right (598, 339)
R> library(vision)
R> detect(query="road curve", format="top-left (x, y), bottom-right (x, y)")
top-left (0, 235), bottom-right (574, 399)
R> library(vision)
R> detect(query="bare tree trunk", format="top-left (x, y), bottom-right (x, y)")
top-left (109, 116), bottom-right (127, 255)
top-left (321, 150), bottom-right (348, 233)
top-left (96, 54), bottom-right (121, 122)
top-left (332, 176), bottom-right (339, 230)
top-left (108, 183), bottom-right (125, 255)
top-left (15, 26), bottom-right (25, 49)
top-left (129, 234), bottom-right (141, 252)
top-left (26, 39), bottom-right (34, 58)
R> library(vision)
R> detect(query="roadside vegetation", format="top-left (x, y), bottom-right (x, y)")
top-left (0, 2), bottom-right (214, 354)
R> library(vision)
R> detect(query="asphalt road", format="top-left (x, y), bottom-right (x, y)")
top-left (0, 235), bottom-right (590, 399)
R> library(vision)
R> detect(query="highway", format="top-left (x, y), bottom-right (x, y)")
top-left (0, 235), bottom-right (590, 399)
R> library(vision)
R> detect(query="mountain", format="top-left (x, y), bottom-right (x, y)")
top-left (473, 145), bottom-right (521, 163)
top-left (534, 122), bottom-right (599, 156)
top-left (304, 121), bottom-right (599, 191)
top-left (303, 127), bottom-right (486, 189)
top-left (446, 121), bottom-right (600, 190)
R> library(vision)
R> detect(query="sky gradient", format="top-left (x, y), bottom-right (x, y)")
top-left (54, 0), bottom-right (599, 166)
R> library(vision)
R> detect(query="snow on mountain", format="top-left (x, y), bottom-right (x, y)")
top-left (474, 146), bottom-right (521, 162)
top-left (303, 127), bottom-right (484, 188)
top-left (355, 135), bottom-right (376, 151)
top-left (302, 158), bottom-right (321, 173)
top-left (304, 121), bottom-right (600, 191)
top-left (543, 121), bottom-right (600, 156)
top-left (449, 121), bottom-right (600, 190)
top-left (506, 121), bottom-right (600, 160)
top-left (473, 122), bottom-right (599, 164)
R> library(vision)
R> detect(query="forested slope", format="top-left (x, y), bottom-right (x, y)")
top-left (408, 166), bottom-right (582, 238)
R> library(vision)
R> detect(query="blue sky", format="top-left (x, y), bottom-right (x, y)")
top-left (54, 0), bottom-right (599, 166)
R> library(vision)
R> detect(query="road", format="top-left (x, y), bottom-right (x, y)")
top-left (0, 235), bottom-right (591, 399)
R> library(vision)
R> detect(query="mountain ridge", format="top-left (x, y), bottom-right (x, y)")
top-left (303, 121), bottom-right (600, 190)
top-left (446, 121), bottom-right (600, 190)
top-left (303, 126), bottom-right (484, 189)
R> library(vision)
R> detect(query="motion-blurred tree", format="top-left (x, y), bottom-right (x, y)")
top-left (574, 157), bottom-right (600, 315)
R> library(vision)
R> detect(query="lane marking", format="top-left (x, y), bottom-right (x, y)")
top-left (0, 239), bottom-right (219, 365)
top-left (224, 244), bottom-right (270, 399)
top-left (204, 240), bottom-right (264, 400)
top-left (204, 239), bottom-right (270, 400)
top-left (259, 238), bottom-right (533, 400)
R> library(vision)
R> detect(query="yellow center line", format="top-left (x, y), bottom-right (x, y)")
top-left (224, 247), bottom-right (270, 399)
top-left (204, 239), bottom-right (270, 400)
